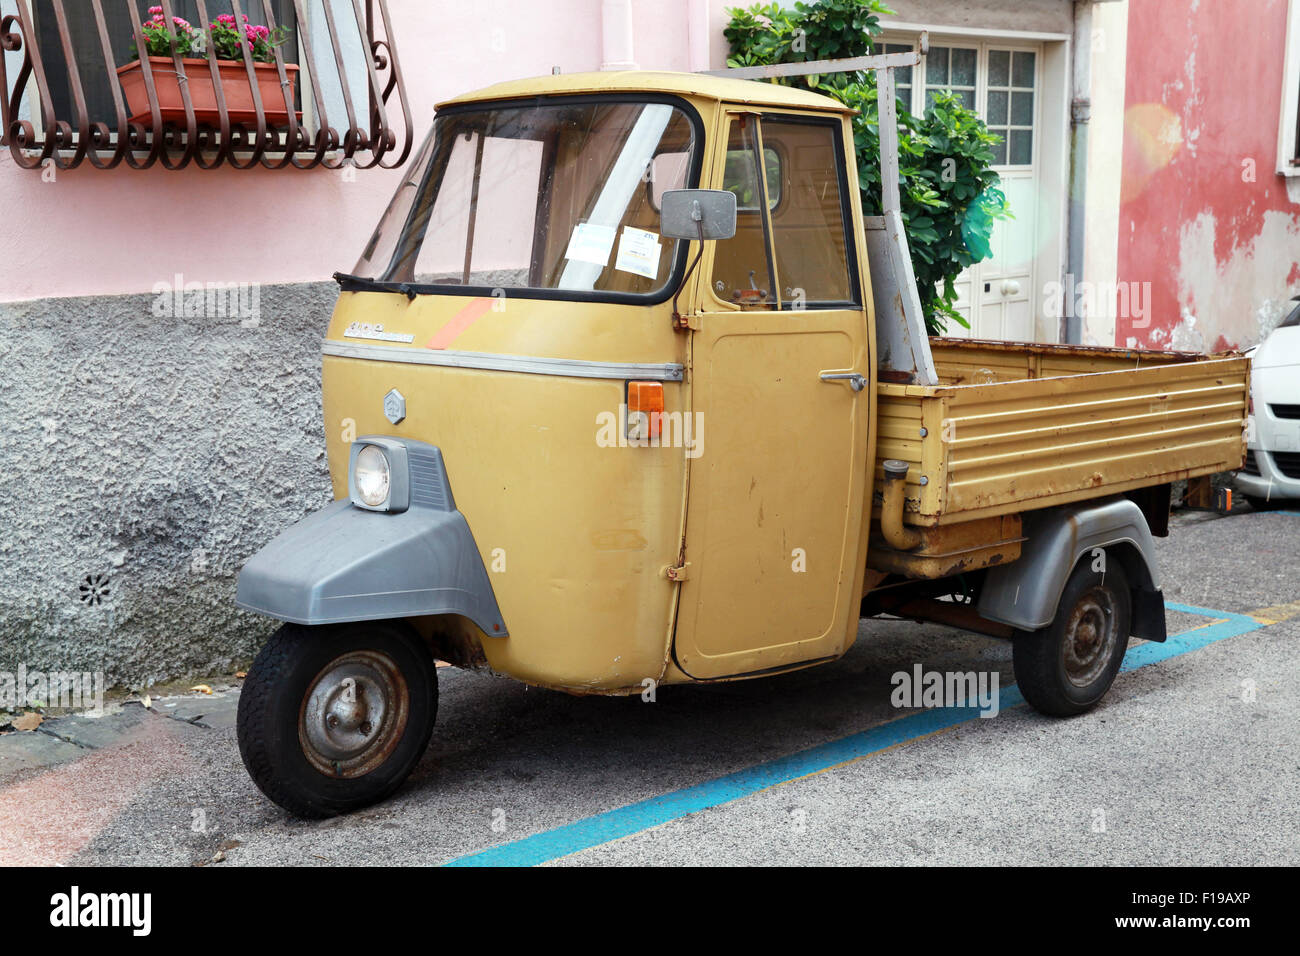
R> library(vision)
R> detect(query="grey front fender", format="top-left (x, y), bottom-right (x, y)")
top-left (977, 496), bottom-right (1165, 641)
top-left (235, 444), bottom-right (507, 636)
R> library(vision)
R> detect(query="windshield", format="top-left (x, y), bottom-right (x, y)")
top-left (354, 97), bottom-right (701, 300)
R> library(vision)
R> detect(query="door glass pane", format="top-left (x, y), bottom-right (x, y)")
top-left (924, 46), bottom-right (977, 114)
top-left (762, 120), bottom-right (855, 307)
top-left (926, 48), bottom-right (949, 85)
top-left (987, 90), bottom-right (1009, 125)
top-left (1011, 90), bottom-right (1034, 126)
top-left (713, 117), bottom-right (776, 308)
top-left (985, 47), bottom-right (1036, 168)
top-left (1009, 129), bottom-right (1033, 166)
top-left (1012, 51), bottom-right (1036, 89)
top-left (988, 50), bottom-right (1010, 87)
top-left (951, 48), bottom-right (977, 87)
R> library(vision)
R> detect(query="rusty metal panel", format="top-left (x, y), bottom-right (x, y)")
top-left (0, 0), bottom-right (412, 170)
top-left (867, 513), bottom-right (1023, 579)
top-left (873, 383), bottom-right (928, 513)
top-left (939, 355), bottom-right (1249, 519)
top-left (874, 348), bottom-right (1250, 526)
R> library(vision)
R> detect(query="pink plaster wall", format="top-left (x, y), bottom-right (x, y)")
top-left (1117, 0), bottom-right (1300, 352)
top-left (0, 0), bottom-right (732, 303)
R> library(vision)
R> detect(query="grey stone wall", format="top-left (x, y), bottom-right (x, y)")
top-left (885, 0), bottom-right (1075, 35)
top-left (0, 281), bottom-right (340, 689)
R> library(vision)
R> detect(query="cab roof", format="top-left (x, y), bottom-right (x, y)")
top-left (436, 70), bottom-right (856, 115)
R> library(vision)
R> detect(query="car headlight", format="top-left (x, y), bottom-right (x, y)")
top-left (348, 438), bottom-right (411, 512)
top-left (353, 444), bottom-right (391, 507)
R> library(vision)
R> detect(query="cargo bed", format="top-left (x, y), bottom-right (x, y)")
top-left (874, 338), bottom-right (1250, 527)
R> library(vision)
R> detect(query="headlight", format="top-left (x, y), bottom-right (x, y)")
top-left (353, 444), bottom-right (391, 507)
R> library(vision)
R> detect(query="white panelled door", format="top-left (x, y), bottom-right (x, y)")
top-left (883, 39), bottom-right (1043, 341)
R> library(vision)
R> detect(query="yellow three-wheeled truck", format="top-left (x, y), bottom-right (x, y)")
top-left (233, 60), bottom-right (1249, 816)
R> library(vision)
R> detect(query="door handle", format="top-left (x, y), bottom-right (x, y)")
top-left (1001, 279), bottom-right (1021, 296)
top-left (820, 372), bottom-right (868, 392)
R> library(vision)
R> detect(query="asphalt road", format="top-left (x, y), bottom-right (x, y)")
top-left (3, 507), bottom-right (1297, 867)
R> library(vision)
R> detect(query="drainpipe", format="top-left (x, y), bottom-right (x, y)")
top-left (1065, 0), bottom-right (1093, 344)
top-left (687, 0), bottom-right (711, 71)
top-left (601, 0), bottom-right (637, 71)
top-left (880, 460), bottom-right (922, 551)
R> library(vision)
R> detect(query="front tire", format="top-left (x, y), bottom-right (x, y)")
top-left (237, 621), bottom-right (437, 818)
top-left (1013, 558), bottom-right (1130, 717)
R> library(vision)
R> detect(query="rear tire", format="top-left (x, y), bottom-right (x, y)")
top-left (237, 621), bottom-right (437, 818)
top-left (1013, 558), bottom-right (1130, 717)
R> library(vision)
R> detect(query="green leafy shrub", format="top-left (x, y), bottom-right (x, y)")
top-left (724, 0), bottom-right (1010, 333)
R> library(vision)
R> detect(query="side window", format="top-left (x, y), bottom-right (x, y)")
top-left (723, 146), bottom-right (781, 211)
top-left (713, 116), bottom-right (777, 308)
top-left (762, 120), bottom-right (855, 306)
top-left (712, 115), bottom-right (857, 310)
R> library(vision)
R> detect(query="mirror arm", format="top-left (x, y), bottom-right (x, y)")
top-left (671, 220), bottom-right (706, 332)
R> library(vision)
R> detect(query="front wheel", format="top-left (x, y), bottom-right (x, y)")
top-left (236, 621), bottom-right (437, 818)
top-left (1013, 558), bottom-right (1130, 717)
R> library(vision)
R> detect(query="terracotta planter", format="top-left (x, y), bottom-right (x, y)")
top-left (116, 56), bottom-right (301, 127)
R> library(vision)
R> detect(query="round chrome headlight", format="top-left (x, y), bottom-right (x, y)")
top-left (353, 444), bottom-right (391, 507)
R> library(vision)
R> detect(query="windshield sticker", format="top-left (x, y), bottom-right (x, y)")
top-left (614, 227), bottom-right (662, 280)
top-left (343, 321), bottom-right (414, 344)
top-left (564, 222), bottom-right (617, 267)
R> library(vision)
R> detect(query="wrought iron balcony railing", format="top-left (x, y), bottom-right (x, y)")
top-left (0, 0), bottom-right (412, 170)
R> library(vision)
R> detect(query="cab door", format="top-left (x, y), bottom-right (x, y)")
top-left (672, 111), bottom-right (871, 680)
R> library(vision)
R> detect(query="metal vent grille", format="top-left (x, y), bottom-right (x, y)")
top-left (407, 449), bottom-right (449, 511)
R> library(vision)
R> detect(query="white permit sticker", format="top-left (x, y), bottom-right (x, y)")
top-left (563, 222), bottom-right (616, 267)
top-left (614, 227), bottom-right (662, 280)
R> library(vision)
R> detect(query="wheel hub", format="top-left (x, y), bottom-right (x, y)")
top-left (1062, 588), bottom-right (1119, 688)
top-left (300, 650), bottom-right (409, 778)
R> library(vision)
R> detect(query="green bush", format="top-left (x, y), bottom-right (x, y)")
top-left (723, 0), bottom-right (1010, 334)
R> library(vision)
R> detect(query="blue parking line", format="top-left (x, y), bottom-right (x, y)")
top-left (445, 603), bottom-right (1265, 867)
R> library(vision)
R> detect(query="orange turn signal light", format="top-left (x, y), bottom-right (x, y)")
top-left (627, 381), bottom-right (664, 440)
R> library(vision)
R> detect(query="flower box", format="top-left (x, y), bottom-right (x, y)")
top-left (116, 56), bottom-right (301, 127)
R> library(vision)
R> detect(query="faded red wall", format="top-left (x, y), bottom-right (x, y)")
top-left (1118, 0), bottom-right (1300, 351)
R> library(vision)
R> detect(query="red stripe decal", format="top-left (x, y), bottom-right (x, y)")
top-left (427, 297), bottom-right (494, 350)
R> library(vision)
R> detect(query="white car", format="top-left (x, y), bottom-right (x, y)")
top-left (1238, 296), bottom-right (1300, 507)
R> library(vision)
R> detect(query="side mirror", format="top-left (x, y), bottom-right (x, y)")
top-left (660, 189), bottom-right (737, 241)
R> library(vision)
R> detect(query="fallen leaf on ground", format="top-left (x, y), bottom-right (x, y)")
top-left (190, 684), bottom-right (213, 695)
top-left (235, 671), bottom-right (247, 679)
top-left (12, 712), bottom-right (43, 732)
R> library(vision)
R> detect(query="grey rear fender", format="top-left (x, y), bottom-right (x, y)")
top-left (235, 441), bottom-right (508, 636)
top-left (977, 496), bottom-right (1167, 642)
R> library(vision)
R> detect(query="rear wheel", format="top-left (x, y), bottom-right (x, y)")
top-left (1013, 558), bottom-right (1130, 717)
top-left (237, 621), bottom-right (437, 818)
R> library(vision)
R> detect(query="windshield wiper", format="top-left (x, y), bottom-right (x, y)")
top-left (333, 272), bottom-right (418, 300)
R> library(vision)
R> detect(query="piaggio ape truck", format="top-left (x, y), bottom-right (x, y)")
top-left (233, 45), bottom-right (1249, 817)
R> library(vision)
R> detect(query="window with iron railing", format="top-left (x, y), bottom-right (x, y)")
top-left (0, 0), bottom-right (411, 170)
